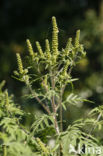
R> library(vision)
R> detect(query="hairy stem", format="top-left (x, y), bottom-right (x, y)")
top-left (50, 71), bottom-right (60, 134)
top-left (26, 82), bottom-right (51, 115)
top-left (59, 83), bottom-right (66, 132)
top-left (60, 102), bottom-right (63, 132)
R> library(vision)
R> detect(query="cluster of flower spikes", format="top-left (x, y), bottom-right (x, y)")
top-left (25, 16), bottom-right (59, 66)
top-left (14, 16), bottom-right (86, 84)
top-left (60, 28), bottom-right (86, 80)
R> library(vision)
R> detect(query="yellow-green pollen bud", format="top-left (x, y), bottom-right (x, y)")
top-left (16, 53), bottom-right (24, 74)
top-left (75, 30), bottom-right (80, 48)
top-left (65, 38), bottom-right (72, 55)
top-left (52, 16), bottom-right (59, 58)
top-left (45, 39), bottom-right (51, 59)
top-left (36, 138), bottom-right (49, 154)
top-left (62, 60), bottom-right (70, 76)
top-left (36, 41), bottom-right (44, 57)
top-left (26, 39), bottom-right (34, 58)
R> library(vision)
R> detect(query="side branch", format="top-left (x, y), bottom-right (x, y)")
top-left (26, 83), bottom-right (51, 115)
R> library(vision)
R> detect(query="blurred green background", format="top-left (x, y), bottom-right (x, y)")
top-left (1, 0), bottom-right (103, 126)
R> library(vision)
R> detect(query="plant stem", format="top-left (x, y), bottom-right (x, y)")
top-left (3, 145), bottom-right (7, 156)
top-left (59, 90), bottom-right (63, 132)
top-left (50, 71), bottom-right (60, 134)
top-left (26, 82), bottom-right (51, 115)
top-left (59, 84), bottom-right (66, 132)
top-left (60, 103), bottom-right (63, 132)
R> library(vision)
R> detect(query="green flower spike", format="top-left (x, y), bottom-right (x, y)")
top-left (16, 53), bottom-right (24, 74)
top-left (62, 60), bottom-right (70, 76)
top-left (45, 39), bottom-right (51, 59)
top-left (65, 38), bottom-right (72, 55)
top-left (26, 39), bottom-right (34, 58)
top-left (75, 29), bottom-right (80, 48)
top-left (36, 41), bottom-right (44, 57)
top-left (52, 16), bottom-right (59, 60)
top-left (36, 138), bottom-right (49, 154)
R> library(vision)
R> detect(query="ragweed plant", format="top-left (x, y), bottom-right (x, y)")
top-left (1, 17), bottom-right (103, 156)
top-left (14, 16), bottom-right (86, 135)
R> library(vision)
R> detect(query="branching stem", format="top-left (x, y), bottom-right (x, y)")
top-left (26, 82), bottom-right (51, 115)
